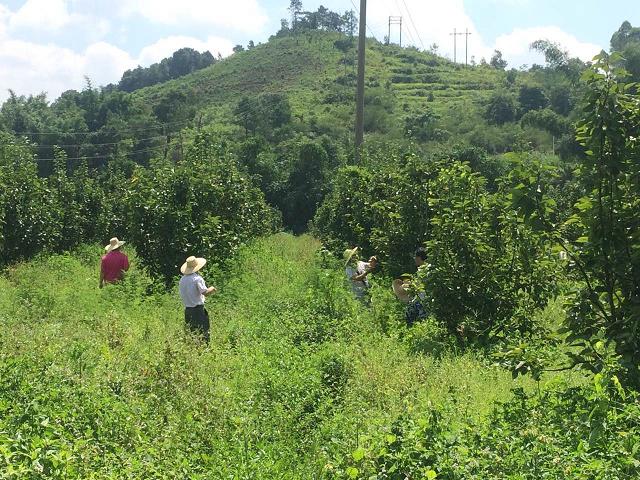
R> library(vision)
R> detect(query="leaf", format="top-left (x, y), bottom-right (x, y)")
top-left (352, 447), bottom-right (366, 462)
top-left (346, 466), bottom-right (359, 479)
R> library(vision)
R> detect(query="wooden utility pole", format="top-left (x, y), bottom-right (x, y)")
top-left (449, 28), bottom-right (463, 63)
top-left (388, 16), bottom-right (402, 47)
top-left (464, 28), bottom-right (472, 66)
top-left (355, 0), bottom-right (366, 161)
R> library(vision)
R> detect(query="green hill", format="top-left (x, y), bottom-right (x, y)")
top-left (134, 32), bottom-right (513, 139)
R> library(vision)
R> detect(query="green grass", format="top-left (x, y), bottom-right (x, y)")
top-left (0, 234), bottom-right (573, 478)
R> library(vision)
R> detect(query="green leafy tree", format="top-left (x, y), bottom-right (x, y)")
top-left (123, 133), bottom-right (277, 282)
top-left (484, 90), bottom-right (517, 125)
top-left (490, 50), bottom-right (508, 69)
top-left (518, 84), bottom-right (548, 114)
top-left (565, 54), bottom-right (640, 384)
top-left (610, 21), bottom-right (640, 52)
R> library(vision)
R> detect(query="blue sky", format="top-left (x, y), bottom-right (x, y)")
top-left (0, 0), bottom-right (638, 103)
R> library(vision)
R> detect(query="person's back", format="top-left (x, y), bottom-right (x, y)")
top-left (178, 256), bottom-right (216, 343)
top-left (101, 249), bottom-right (129, 284)
top-left (179, 273), bottom-right (207, 308)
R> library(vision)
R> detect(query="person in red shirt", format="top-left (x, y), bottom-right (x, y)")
top-left (100, 237), bottom-right (130, 288)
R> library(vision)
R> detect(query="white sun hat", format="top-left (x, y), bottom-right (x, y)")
top-left (105, 237), bottom-right (126, 252)
top-left (181, 256), bottom-right (207, 275)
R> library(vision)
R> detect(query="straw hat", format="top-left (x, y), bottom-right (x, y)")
top-left (343, 246), bottom-right (359, 266)
top-left (105, 237), bottom-right (125, 252)
top-left (392, 278), bottom-right (412, 304)
top-left (181, 256), bottom-right (207, 275)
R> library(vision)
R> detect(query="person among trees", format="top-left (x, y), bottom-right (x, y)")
top-left (392, 247), bottom-right (428, 326)
top-left (344, 247), bottom-right (377, 300)
top-left (99, 237), bottom-right (130, 288)
top-left (179, 255), bottom-right (217, 343)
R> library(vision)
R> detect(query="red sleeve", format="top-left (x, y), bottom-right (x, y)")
top-left (123, 254), bottom-right (130, 271)
top-left (100, 256), bottom-right (106, 274)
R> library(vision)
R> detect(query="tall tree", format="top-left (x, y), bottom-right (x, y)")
top-left (289, 0), bottom-right (303, 29)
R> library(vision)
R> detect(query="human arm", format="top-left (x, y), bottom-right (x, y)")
top-left (123, 254), bottom-right (130, 272)
top-left (351, 261), bottom-right (373, 281)
top-left (351, 270), bottom-right (370, 281)
top-left (196, 276), bottom-right (217, 296)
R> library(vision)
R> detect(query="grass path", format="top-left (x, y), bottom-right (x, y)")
top-left (0, 233), bottom-right (545, 478)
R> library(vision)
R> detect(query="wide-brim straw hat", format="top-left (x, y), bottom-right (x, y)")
top-left (392, 278), bottom-right (412, 304)
top-left (105, 237), bottom-right (125, 252)
top-left (181, 256), bottom-right (207, 275)
top-left (343, 246), bottom-right (359, 266)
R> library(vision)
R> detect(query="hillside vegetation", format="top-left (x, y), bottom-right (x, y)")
top-left (1, 13), bottom-right (640, 479)
top-left (2, 235), bottom-right (638, 479)
top-left (0, 234), bottom-right (535, 478)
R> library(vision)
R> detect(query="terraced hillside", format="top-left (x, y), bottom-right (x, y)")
top-left (135, 32), bottom-right (510, 135)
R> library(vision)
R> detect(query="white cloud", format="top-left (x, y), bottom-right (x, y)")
top-left (138, 35), bottom-right (234, 65)
top-left (0, 30), bottom-right (237, 104)
top-left (494, 26), bottom-right (603, 67)
top-left (0, 39), bottom-right (135, 103)
top-left (10, 0), bottom-right (76, 31)
top-left (6, 0), bottom-right (110, 40)
top-left (365, 0), bottom-right (492, 62)
top-left (354, 0), bottom-right (601, 67)
top-left (120, 0), bottom-right (269, 34)
top-left (0, 4), bottom-right (10, 39)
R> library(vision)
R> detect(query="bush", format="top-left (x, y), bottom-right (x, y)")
top-left (483, 90), bottom-right (518, 125)
top-left (339, 377), bottom-right (640, 479)
top-left (123, 133), bottom-right (278, 282)
top-left (416, 161), bottom-right (558, 336)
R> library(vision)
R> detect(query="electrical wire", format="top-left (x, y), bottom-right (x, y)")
top-left (32, 141), bottom-right (191, 163)
top-left (33, 134), bottom-right (168, 149)
top-left (348, 0), bottom-right (380, 41)
top-left (392, 0), bottom-right (416, 47)
top-left (10, 119), bottom-right (192, 137)
top-left (400, 0), bottom-right (426, 51)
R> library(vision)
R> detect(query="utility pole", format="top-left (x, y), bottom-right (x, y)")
top-left (449, 28), bottom-right (463, 63)
top-left (388, 16), bottom-right (402, 47)
top-left (355, 0), bottom-right (366, 161)
top-left (464, 28), bottom-right (472, 66)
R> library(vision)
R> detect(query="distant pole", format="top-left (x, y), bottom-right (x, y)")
top-left (451, 28), bottom-right (457, 63)
top-left (355, 0), bottom-right (367, 161)
top-left (449, 28), bottom-right (463, 63)
top-left (464, 29), bottom-right (472, 66)
top-left (388, 16), bottom-right (402, 46)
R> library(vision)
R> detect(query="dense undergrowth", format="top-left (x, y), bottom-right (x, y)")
top-left (1, 234), bottom-right (637, 479)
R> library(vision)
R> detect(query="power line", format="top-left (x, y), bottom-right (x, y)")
top-left (349, 0), bottom-right (379, 41)
top-left (32, 141), bottom-right (189, 163)
top-left (392, 1), bottom-right (416, 47)
top-left (9, 119), bottom-right (192, 137)
top-left (34, 134), bottom-right (169, 149)
top-left (400, 0), bottom-right (425, 51)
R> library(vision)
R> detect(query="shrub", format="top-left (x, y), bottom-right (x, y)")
top-left (123, 133), bottom-right (278, 282)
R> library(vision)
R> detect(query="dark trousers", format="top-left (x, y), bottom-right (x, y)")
top-left (184, 305), bottom-right (210, 343)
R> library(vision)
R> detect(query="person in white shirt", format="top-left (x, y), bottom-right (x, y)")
top-left (344, 247), bottom-right (378, 300)
top-left (179, 256), bottom-right (217, 343)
